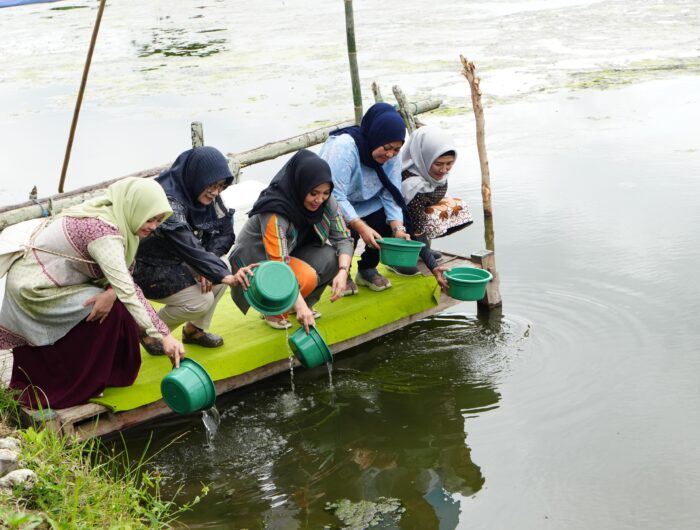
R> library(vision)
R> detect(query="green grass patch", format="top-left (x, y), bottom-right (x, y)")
top-left (0, 386), bottom-right (204, 529)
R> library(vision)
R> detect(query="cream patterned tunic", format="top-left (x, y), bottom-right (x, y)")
top-left (0, 216), bottom-right (168, 349)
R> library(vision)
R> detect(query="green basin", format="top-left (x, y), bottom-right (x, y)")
top-left (377, 237), bottom-right (425, 268)
top-left (243, 260), bottom-right (299, 315)
top-left (288, 326), bottom-right (333, 369)
top-left (161, 358), bottom-right (216, 414)
top-left (444, 267), bottom-right (493, 301)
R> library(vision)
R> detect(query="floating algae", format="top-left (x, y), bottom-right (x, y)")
top-left (325, 497), bottom-right (404, 530)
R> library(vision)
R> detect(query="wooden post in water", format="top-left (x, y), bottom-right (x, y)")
top-left (460, 55), bottom-right (493, 221)
top-left (58, 0), bottom-right (107, 194)
top-left (344, 0), bottom-right (363, 124)
top-left (392, 85), bottom-right (417, 134)
top-left (191, 121), bottom-right (204, 148)
top-left (460, 55), bottom-right (501, 308)
top-left (371, 81), bottom-right (384, 103)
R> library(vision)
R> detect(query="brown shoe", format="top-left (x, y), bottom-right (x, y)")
top-left (182, 325), bottom-right (224, 347)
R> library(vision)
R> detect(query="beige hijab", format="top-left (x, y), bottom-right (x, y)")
top-left (58, 177), bottom-right (172, 265)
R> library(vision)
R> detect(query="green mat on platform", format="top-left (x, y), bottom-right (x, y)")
top-left (91, 265), bottom-right (441, 412)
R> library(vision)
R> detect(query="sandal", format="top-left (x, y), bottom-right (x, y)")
top-left (265, 316), bottom-right (292, 330)
top-left (355, 268), bottom-right (392, 292)
top-left (182, 325), bottom-right (224, 348)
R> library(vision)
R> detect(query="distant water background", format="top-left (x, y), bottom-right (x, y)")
top-left (2, 1), bottom-right (700, 529)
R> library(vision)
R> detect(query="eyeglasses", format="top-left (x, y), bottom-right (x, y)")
top-left (205, 181), bottom-right (228, 193)
top-left (382, 144), bottom-right (402, 155)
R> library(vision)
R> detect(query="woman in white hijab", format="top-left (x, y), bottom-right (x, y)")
top-left (400, 126), bottom-right (472, 269)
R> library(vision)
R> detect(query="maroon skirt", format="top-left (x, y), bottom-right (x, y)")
top-left (10, 300), bottom-right (142, 409)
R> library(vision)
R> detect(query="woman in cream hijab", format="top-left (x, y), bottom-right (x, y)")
top-left (0, 177), bottom-right (185, 408)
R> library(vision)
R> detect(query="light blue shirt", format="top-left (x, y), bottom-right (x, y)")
top-left (318, 134), bottom-right (404, 224)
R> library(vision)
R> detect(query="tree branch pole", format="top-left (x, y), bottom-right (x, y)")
top-left (344, 0), bottom-right (363, 124)
top-left (371, 81), bottom-right (384, 103)
top-left (460, 55), bottom-right (493, 220)
top-left (392, 85), bottom-right (417, 134)
top-left (57, 0), bottom-right (107, 194)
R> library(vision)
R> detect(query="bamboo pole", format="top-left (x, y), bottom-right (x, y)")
top-left (460, 55), bottom-right (493, 219)
top-left (0, 99), bottom-right (442, 228)
top-left (344, 0), bottom-right (363, 124)
top-left (58, 0), bottom-right (107, 194)
top-left (392, 85), bottom-right (417, 133)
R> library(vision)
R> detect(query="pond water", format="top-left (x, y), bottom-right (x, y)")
top-left (2, 1), bottom-right (700, 528)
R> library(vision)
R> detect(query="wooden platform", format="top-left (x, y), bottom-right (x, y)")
top-left (2, 250), bottom-right (499, 439)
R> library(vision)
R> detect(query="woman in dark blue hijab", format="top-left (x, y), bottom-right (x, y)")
top-left (134, 146), bottom-right (254, 353)
top-left (319, 103), bottom-right (410, 293)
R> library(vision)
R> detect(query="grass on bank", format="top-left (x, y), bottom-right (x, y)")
top-left (0, 385), bottom-right (205, 529)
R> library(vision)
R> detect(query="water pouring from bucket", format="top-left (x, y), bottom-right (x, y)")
top-left (161, 358), bottom-right (216, 415)
top-left (288, 326), bottom-right (333, 369)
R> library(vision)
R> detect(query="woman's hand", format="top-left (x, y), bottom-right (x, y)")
top-left (84, 288), bottom-right (117, 323)
top-left (355, 221), bottom-right (382, 249)
top-left (330, 268), bottom-right (348, 302)
top-left (393, 229), bottom-right (411, 240)
top-left (162, 334), bottom-right (186, 368)
top-left (294, 296), bottom-right (316, 334)
top-left (199, 275), bottom-right (213, 293)
top-left (432, 265), bottom-right (449, 291)
top-left (222, 263), bottom-right (258, 289)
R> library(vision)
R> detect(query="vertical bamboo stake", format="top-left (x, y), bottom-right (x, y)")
top-left (191, 121), bottom-right (204, 148)
top-left (344, 0), bottom-right (363, 124)
top-left (392, 85), bottom-right (417, 133)
top-left (371, 81), bottom-right (384, 103)
top-left (460, 55), bottom-right (493, 219)
top-left (58, 0), bottom-right (107, 193)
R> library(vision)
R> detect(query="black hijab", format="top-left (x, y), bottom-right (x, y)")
top-left (249, 149), bottom-right (333, 228)
top-left (156, 146), bottom-right (233, 228)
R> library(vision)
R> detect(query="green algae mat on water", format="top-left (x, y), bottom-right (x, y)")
top-left (91, 264), bottom-right (441, 412)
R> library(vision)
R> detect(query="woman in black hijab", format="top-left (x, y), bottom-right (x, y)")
top-left (134, 146), bottom-right (254, 354)
top-left (228, 149), bottom-right (353, 331)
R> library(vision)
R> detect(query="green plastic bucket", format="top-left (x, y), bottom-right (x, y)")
top-left (161, 358), bottom-right (216, 414)
top-left (377, 237), bottom-right (425, 268)
top-left (444, 267), bottom-right (493, 301)
top-left (243, 260), bottom-right (299, 315)
top-left (288, 326), bottom-right (333, 369)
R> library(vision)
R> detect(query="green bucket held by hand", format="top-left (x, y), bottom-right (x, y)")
top-left (288, 326), bottom-right (333, 369)
top-left (161, 358), bottom-right (216, 414)
top-left (377, 237), bottom-right (425, 268)
top-left (244, 260), bottom-right (299, 315)
top-left (444, 266), bottom-right (493, 301)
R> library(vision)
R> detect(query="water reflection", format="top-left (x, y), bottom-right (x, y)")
top-left (119, 313), bottom-right (520, 528)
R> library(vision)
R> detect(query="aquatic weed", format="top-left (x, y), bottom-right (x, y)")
top-left (325, 497), bottom-right (404, 530)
